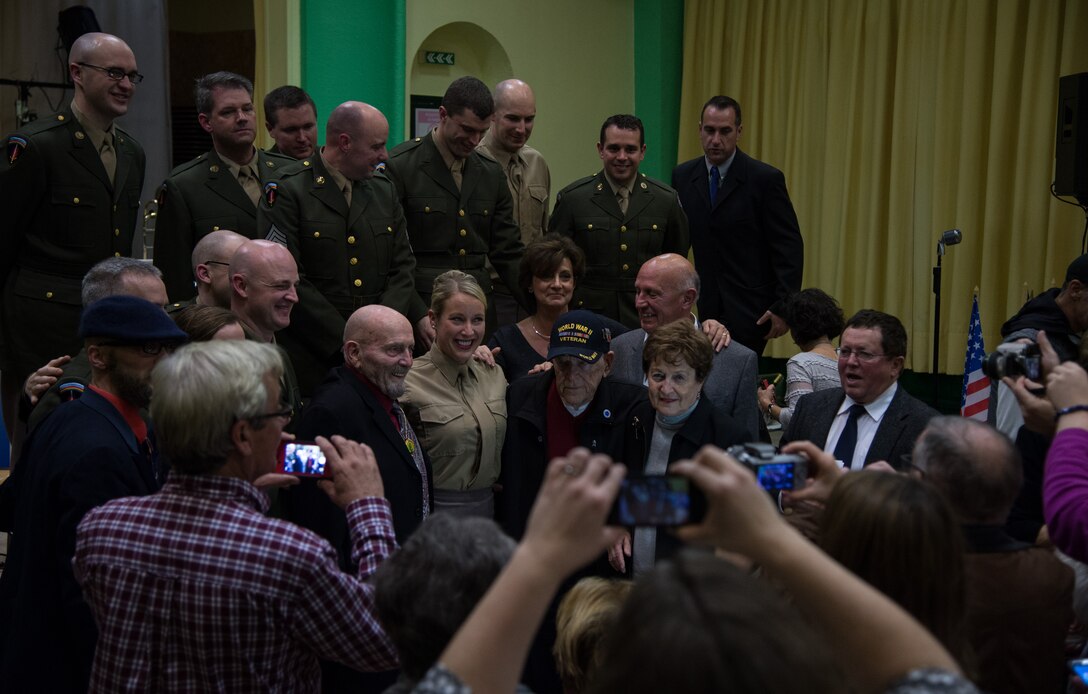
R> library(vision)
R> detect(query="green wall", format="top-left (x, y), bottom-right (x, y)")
top-left (300, 1), bottom-right (406, 142)
top-left (634, 0), bottom-right (685, 182)
top-left (296, 0), bottom-right (682, 186)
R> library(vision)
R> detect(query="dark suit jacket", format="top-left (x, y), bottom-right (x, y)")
top-left (281, 366), bottom-right (433, 562)
top-left (780, 384), bottom-right (938, 468)
top-left (153, 148), bottom-right (295, 301)
top-left (673, 150), bottom-right (803, 353)
top-left (0, 388), bottom-right (159, 693)
top-left (258, 155), bottom-right (427, 396)
top-left (0, 109), bottom-right (145, 377)
top-left (622, 396), bottom-right (748, 571)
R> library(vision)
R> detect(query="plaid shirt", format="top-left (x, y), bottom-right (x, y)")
top-left (73, 472), bottom-right (399, 692)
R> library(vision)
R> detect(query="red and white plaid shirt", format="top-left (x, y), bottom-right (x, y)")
top-left (73, 472), bottom-right (399, 692)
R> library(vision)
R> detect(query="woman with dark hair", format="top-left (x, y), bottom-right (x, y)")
top-left (820, 471), bottom-right (972, 669)
top-left (608, 320), bottom-right (746, 576)
top-left (488, 234), bottom-right (625, 382)
top-left (172, 304), bottom-right (246, 342)
top-left (758, 287), bottom-right (844, 427)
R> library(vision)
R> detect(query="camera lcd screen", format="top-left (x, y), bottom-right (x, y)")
top-left (279, 442), bottom-right (328, 478)
top-left (1070, 659), bottom-right (1088, 684)
top-left (755, 462), bottom-right (800, 492)
top-left (609, 475), bottom-right (704, 527)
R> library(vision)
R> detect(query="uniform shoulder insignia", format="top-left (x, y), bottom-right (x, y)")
top-left (57, 379), bottom-right (87, 402)
top-left (6, 135), bottom-right (27, 165)
top-left (264, 181), bottom-right (278, 207)
top-left (375, 161), bottom-right (387, 173)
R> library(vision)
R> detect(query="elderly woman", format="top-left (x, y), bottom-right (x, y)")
top-left (758, 288), bottom-right (844, 427)
top-left (488, 234), bottom-right (626, 382)
top-left (610, 319), bottom-right (747, 576)
top-left (402, 271), bottom-right (508, 518)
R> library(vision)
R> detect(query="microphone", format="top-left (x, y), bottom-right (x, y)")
top-left (940, 228), bottom-right (962, 246)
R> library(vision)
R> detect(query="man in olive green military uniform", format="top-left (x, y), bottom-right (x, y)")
top-left (263, 85), bottom-right (317, 160)
top-left (258, 102), bottom-right (426, 397)
top-left (385, 76), bottom-right (527, 345)
top-left (153, 71), bottom-right (294, 302)
top-left (0, 32), bottom-right (146, 436)
top-left (549, 114), bottom-right (689, 328)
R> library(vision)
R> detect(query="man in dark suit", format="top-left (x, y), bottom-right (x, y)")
top-left (385, 76), bottom-right (527, 344)
top-left (258, 101), bottom-right (427, 397)
top-left (154, 71), bottom-right (294, 301)
top-left (0, 32), bottom-right (146, 437)
top-left (781, 309), bottom-right (937, 469)
top-left (280, 303), bottom-right (431, 693)
top-left (673, 95), bottom-right (803, 354)
top-left (550, 114), bottom-right (689, 327)
top-left (0, 296), bottom-right (188, 693)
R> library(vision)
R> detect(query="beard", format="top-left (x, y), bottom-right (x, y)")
top-left (361, 364), bottom-right (408, 399)
top-left (105, 356), bottom-right (153, 409)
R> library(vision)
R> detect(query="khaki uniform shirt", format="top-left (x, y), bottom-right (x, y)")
top-left (401, 344), bottom-right (508, 491)
top-left (477, 133), bottom-right (550, 245)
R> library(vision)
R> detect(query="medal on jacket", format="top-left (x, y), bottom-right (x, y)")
top-left (7, 136), bottom-right (26, 165)
top-left (405, 438), bottom-right (415, 454)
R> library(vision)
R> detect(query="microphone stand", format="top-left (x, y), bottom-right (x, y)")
top-left (932, 239), bottom-right (946, 409)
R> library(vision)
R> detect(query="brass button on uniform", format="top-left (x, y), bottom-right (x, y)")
top-left (587, 224), bottom-right (594, 230)
top-left (620, 244), bottom-right (628, 251)
top-left (483, 209), bottom-right (489, 216)
top-left (652, 224), bottom-right (658, 230)
top-left (458, 249), bottom-right (466, 256)
top-left (72, 197), bottom-right (80, 204)
top-left (74, 131), bottom-right (85, 140)
top-left (45, 291), bottom-right (53, 299)
top-left (209, 165), bottom-right (219, 173)
top-left (386, 226), bottom-right (393, 233)
top-left (112, 204), bottom-right (117, 212)
top-left (459, 209), bottom-right (465, 217)
top-left (622, 263), bottom-right (629, 271)
top-left (212, 225), bottom-right (220, 231)
top-left (114, 252), bottom-right (121, 257)
top-left (114, 229), bottom-right (120, 237)
top-left (459, 229), bottom-right (467, 237)
top-left (354, 279), bottom-right (362, 287)
top-left (347, 235), bottom-right (356, 245)
top-left (424, 206), bottom-right (431, 213)
top-left (350, 257), bottom-right (358, 265)
top-left (620, 225), bottom-right (627, 232)
top-left (313, 232), bottom-right (321, 238)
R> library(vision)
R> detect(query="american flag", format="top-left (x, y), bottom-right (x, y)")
top-left (960, 294), bottom-right (990, 420)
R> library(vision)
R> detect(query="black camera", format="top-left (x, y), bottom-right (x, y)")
top-left (981, 343), bottom-right (1041, 381)
top-left (727, 443), bottom-right (808, 492)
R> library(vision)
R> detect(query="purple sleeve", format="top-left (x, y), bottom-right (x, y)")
top-left (1044, 428), bottom-right (1088, 562)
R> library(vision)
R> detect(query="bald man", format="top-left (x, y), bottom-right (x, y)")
top-left (0, 32), bottom-right (146, 436)
top-left (183, 228), bottom-right (247, 309)
top-left (228, 239), bottom-right (303, 412)
top-left (280, 303), bottom-right (432, 691)
top-left (258, 101), bottom-right (426, 397)
top-left (478, 78), bottom-right (551, 325)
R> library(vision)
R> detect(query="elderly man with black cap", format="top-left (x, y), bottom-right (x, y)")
top-left (0, 295), bottom-right (188, 694)
top-left (500, 309), bottom-right (646, 540)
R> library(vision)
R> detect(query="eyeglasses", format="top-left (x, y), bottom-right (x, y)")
top-left (250, 407), bottom-right (294, 424)
top-left (99, 341), bottom-right (178, 355)
top-left (77, 62), bottom-right (144, 84)
top-left (204, 260), bottom-right (231, 269)
top-left (835, 347), bottom-right (889, 363)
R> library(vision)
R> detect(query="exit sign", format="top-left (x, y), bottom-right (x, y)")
top-left (424, 51), bottom-right (455, 65)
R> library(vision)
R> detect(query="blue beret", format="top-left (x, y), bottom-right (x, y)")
top-left (79, 296), bottom-right (190, 343)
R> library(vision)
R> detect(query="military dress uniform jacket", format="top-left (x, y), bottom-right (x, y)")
top-left (257, 156), bottom-right (427, 396)
top-left (548, 171), bottom-right (689, 328)
top-left (385, 133), bottom-right (528, 310)
top-left (153, 148), bottom-right (294, 301)
top-left (0, 109), bottom-right (145, 377)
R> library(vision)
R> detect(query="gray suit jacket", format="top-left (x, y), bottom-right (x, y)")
top-left (610, 328), bottom-right (759, 440)
top-left (780, 385), bottom-right (938, 468)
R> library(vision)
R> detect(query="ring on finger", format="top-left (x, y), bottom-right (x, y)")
top-left (562, 463), bottom-right (577, 476)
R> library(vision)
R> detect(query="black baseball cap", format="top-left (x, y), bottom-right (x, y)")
top-left (547, 310), bottom-right (613, 363)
